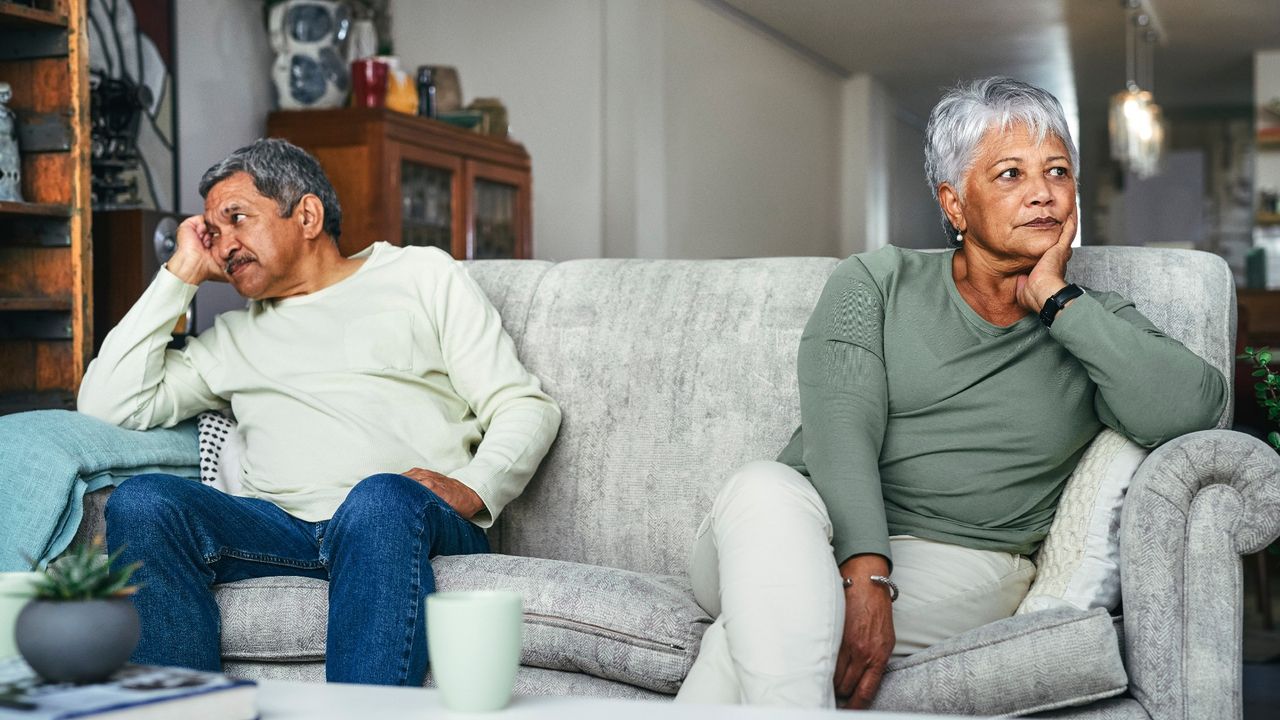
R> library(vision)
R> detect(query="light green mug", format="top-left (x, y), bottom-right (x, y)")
top-left (426, 590), bottom-right (523, 712)
top-left (0, 572), bottom-right (41, 660)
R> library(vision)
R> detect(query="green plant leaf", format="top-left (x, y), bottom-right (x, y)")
top-left (1254, 368), bottom-right (1269, 377)
top-left (1268, 431), bottom-right (1280, 450)
top-left (1260, 352), bottom-right (1273, 365)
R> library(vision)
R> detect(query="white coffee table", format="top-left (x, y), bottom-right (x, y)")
top-left (257, 680), bottom-right (983, 718)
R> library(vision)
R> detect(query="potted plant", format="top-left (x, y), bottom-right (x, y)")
top-left (14, 537), bottom-right (141, 683)
top-left (1240, 345), bottom-right (1280, 452)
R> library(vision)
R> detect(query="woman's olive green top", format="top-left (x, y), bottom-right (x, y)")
top-left (776, 246), bottom-right (1227, 566)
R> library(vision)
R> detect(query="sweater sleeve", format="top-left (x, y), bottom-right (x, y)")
top-left (432, 260), bottom-right (562, 526)
top-left (77, 267), bottom-right (228, 430)
top-left (1048, 291), bottom-right (1227, 448)
top-left (788, 259), bottom-right (892, 567)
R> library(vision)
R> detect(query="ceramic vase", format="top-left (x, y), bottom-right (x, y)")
top-left (269, 0), bottom-right (352, 110)
top-left (0, 81), bottom-right (23, 202)
top-left (15, 598), bottom-right (140, 684)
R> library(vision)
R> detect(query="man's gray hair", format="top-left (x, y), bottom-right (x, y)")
top-left (924, 77), bottom-right (1078, 243)
top-left (198, 138), bottom-right (342, 243)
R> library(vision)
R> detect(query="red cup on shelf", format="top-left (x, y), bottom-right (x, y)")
top-left (351, 58), bottom-right (389, 108)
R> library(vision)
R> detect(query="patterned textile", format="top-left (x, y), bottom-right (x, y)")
top-left (872, 607), bottom-right (1127, 716)
top-left (0, 410), bottom-right (197, 569)
top-left (196, 410), bottom-right (242, 494)
top-left (214, 553), bottom-right (712, 694)
top-left (222, 660), bottom-right (667, 699)
top-left (1026, 697), bottom-right (1151, 719)
top-left (1119, 429), bottom-right (1280, 720)
top-left (1019, 430), bottom-right (1149, 614)
top-left (495, 257), bottom-right (837, 575)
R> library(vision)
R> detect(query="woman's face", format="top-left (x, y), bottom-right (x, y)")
top-left (942, 123), bottom-right (1076, 264)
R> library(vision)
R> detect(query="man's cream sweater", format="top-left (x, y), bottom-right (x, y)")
top-left (78, 242), bottom-right (561, 526)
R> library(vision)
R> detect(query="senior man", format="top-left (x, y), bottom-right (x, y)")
top-left (78, 138), bottom-right (561, 685)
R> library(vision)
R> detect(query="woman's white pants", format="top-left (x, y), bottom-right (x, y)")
top-left (674, 460), bottom-right (1037, 708)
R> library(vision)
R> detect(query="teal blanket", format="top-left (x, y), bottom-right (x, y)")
top-left (0, 410), bottom-right (198, 570)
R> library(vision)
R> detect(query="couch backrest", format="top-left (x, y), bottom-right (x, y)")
top-left (468, 257), bottom-right (837, 575)
top-left (465, 246), bottom-right (1235, 576)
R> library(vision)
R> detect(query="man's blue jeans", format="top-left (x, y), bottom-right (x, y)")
top-left (104, 472), bottom-right (489, 685)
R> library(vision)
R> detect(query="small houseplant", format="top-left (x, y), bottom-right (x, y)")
top-left (14, 537), bottom-right (141, 683)
top-left (1240, 345), bottom-right (1280, 452)
top-left (1240, 346), bottom-right (1280, 561)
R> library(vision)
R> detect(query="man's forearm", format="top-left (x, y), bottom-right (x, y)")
top-left (449, 394), bottom-right (561, 526)
top-left (78, 267), bottom-right (209, 429)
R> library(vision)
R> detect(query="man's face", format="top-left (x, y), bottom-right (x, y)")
top-left (203, 172), bottom-right (308, 300)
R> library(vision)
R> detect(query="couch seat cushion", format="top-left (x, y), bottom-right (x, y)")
top-left (871, 607), bottom-right (1128, 716)
top-left (216, 553), bottom-right (711, 695)
top-left (433, 554), bottom-right (710, 694)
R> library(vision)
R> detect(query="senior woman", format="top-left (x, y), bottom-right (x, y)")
top-left (674, 77), bottom-right (1227, 710)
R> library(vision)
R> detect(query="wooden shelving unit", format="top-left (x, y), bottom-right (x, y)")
top-left (0, 0), bottom-right (91, 414)
top-left (1258, 212), bottom-right (1280, 226)
top-left (268, 108), bottom-right (532, 260)
top-left (0, 1), bottom-right (67, 28)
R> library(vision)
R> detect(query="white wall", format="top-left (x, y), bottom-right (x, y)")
top-left (176, 1), bottom-right (274, 214)
top-left (1257, 50), bottom-right (1280, 217)
top-left (392, 0), bottom-right (605, 261)
top-left (888, 110), bottom-right (943, 249)
top-left (176, 0), bottom-right (852, 271)
top-left (394, 0), bottom-right (843, 260)
top-left (839, 75), bottom-right (890, 256)
top-left (176, 0), bottom-right (274, 330)
top-left (659, 0), bottom-right (840, 259)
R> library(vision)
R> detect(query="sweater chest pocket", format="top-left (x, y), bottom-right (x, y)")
top-left (343, 311), bottom-right (414, 371)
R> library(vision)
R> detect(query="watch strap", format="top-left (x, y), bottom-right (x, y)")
top-left (1039, 283), bottom-right (1084, 328)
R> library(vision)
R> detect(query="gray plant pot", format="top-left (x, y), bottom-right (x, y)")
top-left (15, 598), bottom-right (140, 684)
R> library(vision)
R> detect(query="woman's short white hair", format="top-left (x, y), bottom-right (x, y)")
top-left (924, 77), bottom-right (1079, 243)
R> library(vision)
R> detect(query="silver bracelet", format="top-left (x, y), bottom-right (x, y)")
top-left (842, 574), bottom-right (899, 602)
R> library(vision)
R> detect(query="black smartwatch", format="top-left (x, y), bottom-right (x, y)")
top-left (1038, 283), bottom-right (1084, 328)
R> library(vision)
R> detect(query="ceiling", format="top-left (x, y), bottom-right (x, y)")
top-left (719, 0), bottom-right (1280, 123)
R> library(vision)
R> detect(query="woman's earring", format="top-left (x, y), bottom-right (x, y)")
top-left (955, 231), bottom-right (964, 243)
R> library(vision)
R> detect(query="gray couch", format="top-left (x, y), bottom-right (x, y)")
top-left (76, 246), bottom-right (1280, 718)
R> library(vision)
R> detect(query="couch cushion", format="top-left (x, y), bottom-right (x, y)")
top-left (216, 554), bottom-right (711, 695)
top-left (871, 607), bottom-right (1128, 717)
top-left (1019, 430), bottom-right (1148, 615)
top-left (217, 576), bottom-right (328, 662)
top-left (432, 554), bottom-right (710, 694)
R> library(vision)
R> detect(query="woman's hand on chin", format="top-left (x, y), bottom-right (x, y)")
top-left (1016, 208), bottom-right (1077, 313)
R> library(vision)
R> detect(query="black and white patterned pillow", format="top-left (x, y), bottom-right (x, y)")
top-left (196, 410), bottom-right (241, 493)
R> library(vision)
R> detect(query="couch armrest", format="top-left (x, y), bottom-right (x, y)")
top-left (1120, 429), bottom-right (1280, 720)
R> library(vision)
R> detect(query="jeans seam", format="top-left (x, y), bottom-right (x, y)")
top-left (205, 547), bottom-right (325, 570)
top-left (397, 498), bottom-right (434, 685)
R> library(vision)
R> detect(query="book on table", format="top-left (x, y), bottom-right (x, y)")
top-left (0, 659), bottom-right (256, 719)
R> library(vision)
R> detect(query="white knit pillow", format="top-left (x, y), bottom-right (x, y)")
top-left (1017, 429), bottom-right (1149, 614)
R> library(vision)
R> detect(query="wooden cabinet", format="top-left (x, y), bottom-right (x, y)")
top-left (267, 108), bottom-right (532, 259)
top-left (0, 0), bottom-right (92, 414)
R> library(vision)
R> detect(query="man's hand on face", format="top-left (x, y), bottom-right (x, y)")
top-left (401, 468), bottom-right (485, 519)
top-left (165, 215), bottom-right (228, 286)
top-left (833, 554), bottom-right (895, 710)
top-left (1015, 207), bottom-right (1078, 314)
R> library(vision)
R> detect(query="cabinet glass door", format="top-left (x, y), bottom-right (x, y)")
top-left (400, 161), bottom-right (453, 252)
top-left (472, 179), bottom-right (517, 259)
